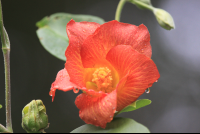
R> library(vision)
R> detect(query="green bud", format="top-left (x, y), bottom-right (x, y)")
top-left (22, 100), bottom-right (49, 133)
top-left (153, 8), bottom-right (175, 30)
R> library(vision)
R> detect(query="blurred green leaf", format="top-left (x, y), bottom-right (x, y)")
top-left (117, 99), bottom-right (151, 115)
top-left (0, 104), bottom-right (2, 109)
top-left (71, 117), bottom-right (150, 133)
top-left (36, 13), bottom-right (105, 61)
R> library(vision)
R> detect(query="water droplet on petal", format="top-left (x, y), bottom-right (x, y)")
top-left (49, 90), bottom-right (55, 102)
top-left (155, 80), bottom-right (158, 82)
top-left (145, 88), bottom-right (150, 94)
top-left (73, 88), bottom-right (79, 93)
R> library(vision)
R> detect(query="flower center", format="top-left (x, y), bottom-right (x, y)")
top-left (91, 67), bottom-right (113, 92)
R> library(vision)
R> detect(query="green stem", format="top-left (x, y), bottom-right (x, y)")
top-left (115, 0), bottom-right (127, 21)
top-left (0, 0), bottom-right (13, 132)
top-left (130, 0), bottom-right (154, 11)
top-left (3, 48), bottom-right (12, 132)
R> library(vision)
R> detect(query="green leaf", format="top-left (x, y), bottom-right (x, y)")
top-left (0, 104), bottom-right (2, 109)
top-left (71, 117), bottom-right (150, 133)
top-left (117, 99), bottom-right (151, 115)
top-left (36, 13), bottom-right (105, 61)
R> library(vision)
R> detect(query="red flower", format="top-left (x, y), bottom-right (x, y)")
top-left (49, 20), bottom-right (160, 128)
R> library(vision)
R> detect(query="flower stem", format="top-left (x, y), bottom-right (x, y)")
top-left (0, 0), bottom-right (13, 132)
top-left (129, 0), bottom-right (154, 11)
top-left (115, 0), bottom-right (127, 21)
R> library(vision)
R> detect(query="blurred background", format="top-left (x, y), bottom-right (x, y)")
top-left (0, 0), bottom-right (200, 133)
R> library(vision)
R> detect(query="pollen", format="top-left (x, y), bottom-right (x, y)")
top-left (92, 67), bottom-right (113, 92)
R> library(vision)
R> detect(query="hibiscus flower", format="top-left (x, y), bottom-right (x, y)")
top-left (49, 19), bottom-right (160, 128)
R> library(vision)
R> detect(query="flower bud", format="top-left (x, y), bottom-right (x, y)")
top-left (153, 8), bottom-right (175, 30)
top-left (21, 100), bottom-right (49, 133)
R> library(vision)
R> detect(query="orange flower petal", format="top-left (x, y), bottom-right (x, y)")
top-left (81, 20), bottom-right (152, 68)
top-left (106, 45), bottom-right (160, 111)
top-left (49, 69), bottom-right (80, 102)
top-left (75, 89), bottom-right (117, 128)
top-left (65, 20), bottom-right (100, 87)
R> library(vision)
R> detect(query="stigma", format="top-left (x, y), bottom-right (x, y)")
top-left (92, 67), bottom-right (113, 92)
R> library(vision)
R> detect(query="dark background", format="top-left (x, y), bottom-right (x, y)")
top-left (0, 0), bottom-right (200, 133)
